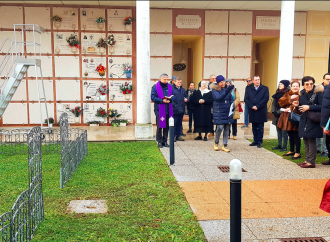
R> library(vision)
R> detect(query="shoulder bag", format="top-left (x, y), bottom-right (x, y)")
top-left (307, 93), bottom-right (321, 123)
top-left (288, 109), bottom-right (301, 126)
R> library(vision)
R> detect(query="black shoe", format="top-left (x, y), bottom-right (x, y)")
top-left (272, 145), bottom-right (282, 150)
top-left (194, 136), bottom-right (203, 140)
top-left (280, 147), bottom-right (287, 152)
top-left (163, 142), bottom-right (170, 148)
top-left (317, 150), bottom-right (321, 154)
top-left (257, 144), bottom-right (262, 148)
top-left (291, 154), bottom-right (301, 160)
top-left (320, 152), bottom-right (328, 157)
top-left (181, 133), bottom-right (186, 137)
top-left (158, 142), bottom-right (163, 148)
top-left (249, 142), bottom-right (257, 146)
top-left (204, 137), bottom-right (207, 141)
top-left (187, 129), bottom-right (192, 133)
top-left (176, 137), bottom-right (185, 141)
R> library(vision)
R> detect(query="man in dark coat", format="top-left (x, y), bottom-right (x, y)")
top-left (241, 77), bottom-right (253, 129)
top-left (244, 75), bottom-right (269, 148)
top-left (321, 82), bottom-right (330, 165)
top-left (151, 73), bottom-right (176, 148)
top-left (172, 77), bottom-right (188, 141)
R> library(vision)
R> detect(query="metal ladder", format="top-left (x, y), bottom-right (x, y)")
top-left (0, 24), bottom-right (49, 129)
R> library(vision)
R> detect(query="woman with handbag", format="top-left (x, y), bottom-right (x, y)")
top-left (271, 80), bottom-right (290, 151)
top-left (277, 81), bottom-right (301, 159)
top-left (294, 76), bottom-right (324, 168)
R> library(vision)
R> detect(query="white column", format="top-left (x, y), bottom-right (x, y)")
top-left (271, 1), bottom-right (295, 138)
top-left (135, 0), bottom-right (153, 139)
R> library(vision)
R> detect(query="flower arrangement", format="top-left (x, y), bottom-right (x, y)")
top-left (96, 84), bottom-right (109, 95)
top-left (66, 34), bottom-right (80, 47)
top-left (120, 82), bottom-right (133, 94)
top-left (87, 120), bottom-right (101, 125)
top-left (96, 17), bottom-right (106, 23)
top-left (124, 17), bottom-right (135, 25)
top-left (118, 119), bottom-right (128, 123)
top-left (96, 38), bottom-right (107, 48)
top-left (95, 107), bottom-right (107, 118)
top-left (51, 15), bottom-right (62, 22)
top-left (107, 34), bottom-right (115, 46)
top-left (70, 106), bottom-right (83, 117)
top-left (96, 64), bottom-right (106, 76)
top-left (123, 63), bottom-right (133, 74)
top-left (44, 117), bottom-right (55, 124)
top-left (107, 108), bottom-right (121, 118)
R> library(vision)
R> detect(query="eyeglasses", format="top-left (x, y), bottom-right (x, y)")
top-left (304, 83), bottom-right (314, 86)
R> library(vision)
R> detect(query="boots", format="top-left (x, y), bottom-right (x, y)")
top-left (233, 136), bottom-right (237, 140)
top-left (222, 145), bottom-right (230, 153)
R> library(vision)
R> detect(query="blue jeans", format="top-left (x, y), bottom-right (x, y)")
top-left (174, 113), bottom-right (184, 138)
top-left (244, 104), bottom-right (249, 126)
top-left (252, 122), bottom-right (264, 144)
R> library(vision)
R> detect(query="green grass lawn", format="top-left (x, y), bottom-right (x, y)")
top-left (0, 142), bottom-right (206, 242)
top-left (253, 139), bottom-right (329, 164)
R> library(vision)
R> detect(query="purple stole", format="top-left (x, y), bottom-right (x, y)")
top-left (156, 81), bottom-right (173, 128)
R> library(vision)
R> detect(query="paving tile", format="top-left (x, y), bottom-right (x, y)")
top-left (269, 202), bottom-right (329, 218)
top-left (169, 165), bottom-right (207, 182)
top-left (242, 202), bottom-right (282, 219)
top-left (190, 203), bottom-right (230, 220)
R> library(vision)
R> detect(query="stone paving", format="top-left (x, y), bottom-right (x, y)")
top-left (160, 138), bottom-right (330, 242)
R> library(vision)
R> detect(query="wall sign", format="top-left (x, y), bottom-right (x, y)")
top-left (176, 15), bottom-right (201, 29)
top-left (256, 16), bottom-right (280, 30)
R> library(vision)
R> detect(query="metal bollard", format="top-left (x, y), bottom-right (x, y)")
top-left (230, 159), bottom-right (242, 242)
top-left (169, 117), bottom-right (175, 165)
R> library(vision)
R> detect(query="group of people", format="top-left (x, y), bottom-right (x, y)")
top-left (151, 72), bottom-right (330, 169)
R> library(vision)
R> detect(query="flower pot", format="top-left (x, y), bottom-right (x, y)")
top-left (126, 72), bottom-right (131, 78)
top-left (125, 24), bottom-right (132, 31)
top-left (71, 46), bottom-right (78, 54)
top-left (100, 95), bottom-right (106, 101)
top-left (48, 123), bottom-right (53, 128)
top-left (99, 47), bottom-right (106, 54)
top-left (119, 123), bottom-right (127, 127)
top-left (125, 94), bottom-right (131, 101)
top-left (54, 21), bottom-right (61, 29)
top-left (109, 45), bottom-right (115, 54)
top-left (112, 123), bottom-right (118, 127)
top-left (99, 117), bottom-right (105, 123)
top-left (97, 22), bottom-right (105, 30)
top-left (74, 116), bottom-right (80, 124)
top-left (99, 70), bottom-right (105, 77)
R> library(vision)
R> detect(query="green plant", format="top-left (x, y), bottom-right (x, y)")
top-left (123, 16), bottom-right (135, 25)
top-left (66, 34), bottom-right (80, 47)
top-left (96, 17), bottom-right (106, 23)
top-left (87, 120), bottom-right (100, 125)
top-left (107, 108), bottom-right (121, 118)
top-left (107, 34), bottom-right (115, 46)
top-left (51, 15), bottom-right (62, 22)
top-left (120, 82), bottom-right (133, 94)
top-left (123, 63), bottom-right (133, 74)
top-left (70, 106), bottom-right (83, 117)
top-left (95, 107), bottom-right (107, 118)
top-left (44, 117), bottom-right (54, 124)
top-left (96, 38), bottom-right (107, 48)
top-left (118, 119), bottom-right (128, 123)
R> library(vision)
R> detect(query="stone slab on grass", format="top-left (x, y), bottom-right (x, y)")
top-left (67, 200), bottom-right (108, 214)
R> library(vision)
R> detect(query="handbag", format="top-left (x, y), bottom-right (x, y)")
top-left (307, 93), bottom-right (322, 123)
top-left (289, 111), bottom-right (301, 126)
top-left (238, 102), bottom-right (243, 113)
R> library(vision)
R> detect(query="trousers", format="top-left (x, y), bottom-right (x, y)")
top-left (252, 122), bottom-right (264, 144)
top-left (215, 124), bottom-right (230, 145)
top-left (156, 114), bottom-right (169, 143)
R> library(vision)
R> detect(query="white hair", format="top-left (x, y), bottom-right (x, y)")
top-left (159, 73), bottom-right (168, 80)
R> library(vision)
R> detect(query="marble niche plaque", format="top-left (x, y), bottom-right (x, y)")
top-left (83, 80), bottom-right (107, 101)
top-left (112, 34), bottom-right (132, 55)
top-left (107, 9), bottom-right (132, 32)
top-left (52, 7), bottom-right (78, 30)
top-left (81, 33), bottom-right (106, 55)
top-left (57, 103), bottom-right (76, 123)
top-left (54, 32), bottom-right (80, 54)
top-left (111, 103), bottom-right (132, 121)
top-left (82, 57), bottom-right (107, 79)
top-left (109, 81), bottom-right (133, 101)
top-left (108, 57), bottom-right (132, 79)
top-left (80, 8), bottom-right (105, 31)
top-left (83, 103), bottom-right (107, 123)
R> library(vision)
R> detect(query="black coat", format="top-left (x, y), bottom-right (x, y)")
top-left (186, 88), bottom-right (196, 110)
top-left (298, 85), bottom-right (324, 139)
top-left (190, 90), bottom-right (213, 128)
top-left (321, 85), bottom-right (330, 128)
top-left (244, 84), bottom-right (269, 123)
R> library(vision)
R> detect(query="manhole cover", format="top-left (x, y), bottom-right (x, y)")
top-left (217, 166), bottom-right (247, 173)
top-left (279, 238), bottom-right (326, 242)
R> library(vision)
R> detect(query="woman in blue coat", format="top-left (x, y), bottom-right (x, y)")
top-left (211, 75), bottom-right (234, 152)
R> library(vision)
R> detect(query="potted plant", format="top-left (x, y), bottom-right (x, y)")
top-left (95, 16), bottom-right (106, 30)
top-left (118, 119), bottom-right (128, 127)
top-left (123, 63), bottom-right (133, 78)
top-left (70, 106), bottom-right (83, 123)
top-left (87, 120), bottom-right (101, 126)
top-left (120, 82), bottom-right (133, 101)
top-left (123, 16), bottom-right (135, 31)
top-left (52, 15), bottom-right (62, 29)
top-left (96, 38), bottom-right (107, 54)
top-left (111, 119), bottom-right (120, 127)
top-left (95, 107), bottom-right (107, 123)
top-left (66, 34), bottom-right (80, 54)
top-left (107, 108), bottom-right (121, 124)
top-left (44, 117), bottom-right (55, 127)
top-left (97, 84), bottom-right (108, 100)
top-left (96, 64), bottom-right (106, 77)
top-left (107, 34), bottom-right (115, 54)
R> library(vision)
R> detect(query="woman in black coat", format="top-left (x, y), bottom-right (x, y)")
top-left (190, 81), bottom-right (213, 141)
top-left (294, 76), bottom-right (324, 168)
top-left (186, 82), bottom-right (196, 133)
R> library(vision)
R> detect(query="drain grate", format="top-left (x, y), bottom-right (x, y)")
top-left (217, 166), bottom-right (247, 173)
top-left (279, 238), bottom-right (326, 242)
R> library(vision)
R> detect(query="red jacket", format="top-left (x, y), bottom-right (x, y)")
top-left (320, 179), bottom-right (330, 213)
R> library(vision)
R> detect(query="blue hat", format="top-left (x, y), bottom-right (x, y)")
top-left (216, 75), bottom-right (225, 83)
top-left (171, 76), bottom-right (177, 81)
top-left (225, 79), bottom-right (232, 85)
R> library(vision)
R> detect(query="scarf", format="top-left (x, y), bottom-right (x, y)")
top-left (187, 88), bottom-right (196, 98)
top-left (199, 87), bottom-right (211, 96)
top-left (272, 88), bottom-right (289, 110)
top-left (156, 81), bottom-right (173, 128)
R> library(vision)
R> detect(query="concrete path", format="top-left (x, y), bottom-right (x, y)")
top-left (160, 138), bottom-right (330, 242)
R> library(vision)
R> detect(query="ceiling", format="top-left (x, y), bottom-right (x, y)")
top-left (1, 1), bottom-right (330, 11)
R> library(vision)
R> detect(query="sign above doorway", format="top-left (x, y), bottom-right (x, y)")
top-left (176, 15), bottom-right (201, 29)
top-left (256, 16), bottom-right (280, 30)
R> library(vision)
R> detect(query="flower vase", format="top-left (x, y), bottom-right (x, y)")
top-left (100, 95), bottom-right (106, 101)
top-left (126, 72), bottom-right (131, 78)
top-left (71, 46), bottom-right (78, 54)
top-left (120, 123), bottom-right (127, 127)
top-left (99, 47), bottom-right (106, 54)
top-left (99, 70), bottom-right (105, 77)
top-left (125, 24), bottom-right (132, 31)
top-left (48, 123), bottom-right (53, 128)
top-left (97, 22), bottom-right (104, 30)
top-left (109, 45), bottom-right (115, 54)
top-left (54, 21), bottom-right (61, 29)
top-left (99, 117), bottom-right (105, 123)
top-left (74, 116), bottom-right (80, 124)
top-left (125, 94), bottom-right (131, 101)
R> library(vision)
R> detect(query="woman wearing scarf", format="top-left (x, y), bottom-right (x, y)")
top-left (271, 80), bottom-right (290, 151)
top-left (186, 82), bottom-right (196, 133)
top-left (190, 81), bottom-right (213, 141)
